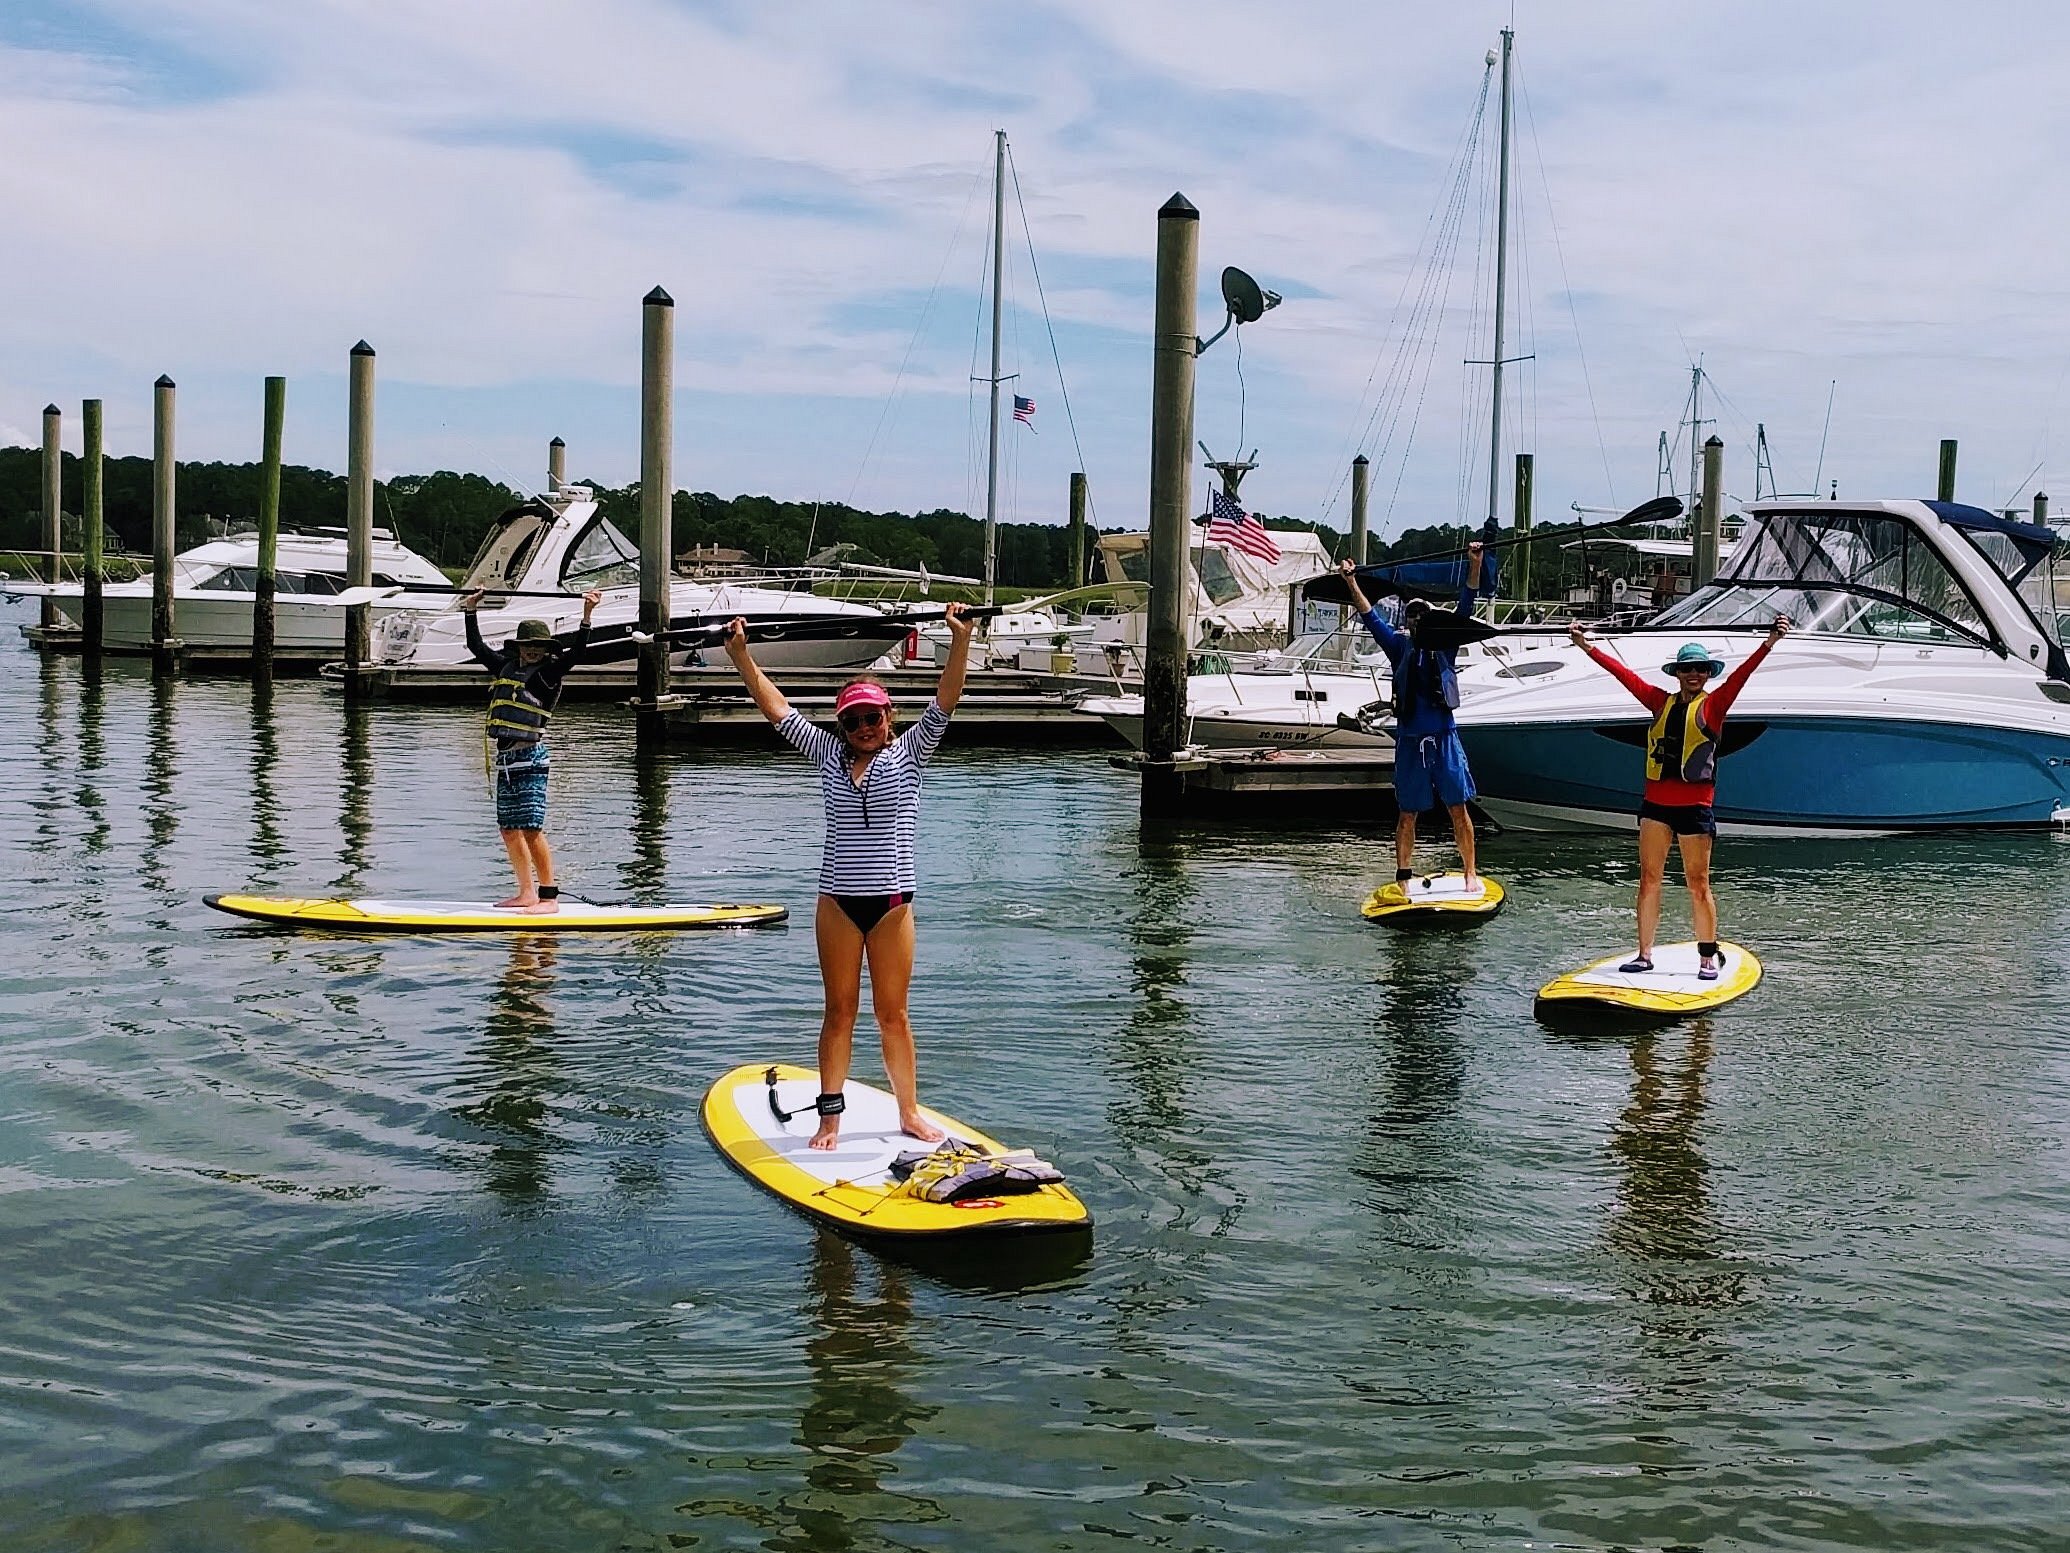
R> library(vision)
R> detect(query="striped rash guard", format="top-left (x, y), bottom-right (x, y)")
top-left (778, 701), bottom-right (951, 894)
top-left (1580, 639), bottom-right (1776, 805)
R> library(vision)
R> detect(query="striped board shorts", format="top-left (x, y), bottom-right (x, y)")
top-left (494, 744), bottom-right (550, 831)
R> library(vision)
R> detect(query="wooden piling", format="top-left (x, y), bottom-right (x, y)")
top-left (2035, 491), bottom-right (2049, 525)
top-left (1068, 471), bottom-right (1088, 587)
top-left (1349, 454), bottom-right (1370, 567)
top-left (81, 399), bottom-right (103, 661)
top-left (1513, 452), bottom-right (1534, 603)
top-left (344, 342), bottom-right (375, 693)
top-left (1937, 439), bottom-right (1957, 503)
top-left (1141, 193), bottom-right (1199, 817)
top-left (253, 376), bottom-right (285, 679)
top-left (151, 376), bottom-right (177, 674)
top-left (1694, 435), bottom-right (1724, 587)
top-left (549, 435), bottom-right (566, 491)
top-left (638, 288), bottom-right (675, 716)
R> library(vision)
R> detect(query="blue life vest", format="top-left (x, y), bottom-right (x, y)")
top-left (1392, 644), bottom-right (1461, 726)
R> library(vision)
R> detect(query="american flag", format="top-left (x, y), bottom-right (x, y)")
top-left (1204, 488), bottom-right (1281, 563)
top-left (1012, 394), bottom-right (1036, 426)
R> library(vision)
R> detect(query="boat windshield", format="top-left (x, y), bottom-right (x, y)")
top-left (1958, 525), bottom-right (2066, 647)
top-left (1654, 509), bottom-right (1992, 647)
top-left (460, 507), bottom-right (550, 591)
top-left (1189, 546), bottom-right (1243, 606)
top-left (560, 515), bottom-right (640, 589)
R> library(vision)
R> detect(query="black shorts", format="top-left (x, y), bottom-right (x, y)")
top-left (1638, 799), bottom-right (1717, 838)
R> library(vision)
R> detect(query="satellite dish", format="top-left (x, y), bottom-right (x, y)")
top-left (1222, 267), bottom-right (1273, 325)
top-left (1199, 268), bottom-right (1284, 354)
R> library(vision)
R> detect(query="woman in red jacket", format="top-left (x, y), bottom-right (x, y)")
top-left (1568, 615), bottom-right (1790, 978)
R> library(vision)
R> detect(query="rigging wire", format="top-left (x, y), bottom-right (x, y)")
top-left (847, 151), bottom-right (989, 514)
top-left (1515, 66), bottom-right (1617, 508)
top-left (1006, 145), bottom-right (1100, 529)
top-left (1316, 60), bottom-right (1495, 524)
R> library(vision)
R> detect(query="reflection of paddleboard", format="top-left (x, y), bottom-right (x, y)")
top-left (1362, 872), bottom-right (1504, 925)
top-left (701, 1063), bottom-right (1092, 1241)
top-left (1535, 940), bottom-right (1761, 1024)
top-left (203, 894), bottom-right (788, 933)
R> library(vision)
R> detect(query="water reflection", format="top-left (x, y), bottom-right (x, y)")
top-left (335, 698), bottom-right (372, 891)
top-left (74, 672), bottom-right (109, 856)
top-left (248, 680), bottom-right (284, 887)
top-left (453, 935), bottom-right (564, 1205)
top-left (1113, 829), bottom-right (1198, 1138)
top-left (140, 674), bottom-right (178, 899)
top-left (623, 733), bottom-right (670, 897)
top-left (1370, 936), bottom-right (1468, 1130)
top-left (32, 653), bottom-right (65, 853)
top-left (1604, 1020), bottom-right (1745, 1310)
top-left (770, 1231), bottom-right (938, 1552)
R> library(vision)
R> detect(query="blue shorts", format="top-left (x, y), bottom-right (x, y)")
top-left (494, 745), bottom-right (550, 831)
top-left (1395, 727), bottom-right (1476, 814)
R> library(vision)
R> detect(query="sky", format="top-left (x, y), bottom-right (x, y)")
top-left (5, 1), bottom-right (2070, 547)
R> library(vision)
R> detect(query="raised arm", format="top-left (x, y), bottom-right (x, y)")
top-left (459, 591), bottom-right (500, 670)
top-left (1458, 542), bottom-right (1485, 619)
top-left (1703, 615), bottom-right (1791, 725)
top-left (934, 602), bottom-right (978, 714)
top-left (1567, 623), bottom-right (1668, 712)
top-left (722, 616), bottom-right (793, 725)
top-left (1338, 559), bottom-right (1405, 655)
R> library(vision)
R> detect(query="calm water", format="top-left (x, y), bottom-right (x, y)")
top-left (2, 596), bottom-right (2068, 1552)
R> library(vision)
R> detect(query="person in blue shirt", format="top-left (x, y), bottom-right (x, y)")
top-left (1338, 543), bottom-right (1485, 899)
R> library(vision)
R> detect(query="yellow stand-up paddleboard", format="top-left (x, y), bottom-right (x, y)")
top-left (204, 894), bottom-right (788, 933)
top-left (702, 1063), bottom-right (1092, 1242)
top-left (1535, 940), bottom-right (1761, 1025)
top-left (1362, 872), bottom-right (1505, 926)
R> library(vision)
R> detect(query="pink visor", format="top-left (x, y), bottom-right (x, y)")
top-left (833, 681), bottom-right (892, 717)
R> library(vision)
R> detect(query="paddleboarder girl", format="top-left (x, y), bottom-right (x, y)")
top-left (460, 588), bottom-right (600, 914)
top-left (724, 603), bottom-right (978, 1150)
top-left (1338, 544), bottom-right (1486, 897)
top-left (1568, 615), bottom-right (1791, 978)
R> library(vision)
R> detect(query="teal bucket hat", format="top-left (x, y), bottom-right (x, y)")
top-left (1662, 641), bottom-right (1725, 677)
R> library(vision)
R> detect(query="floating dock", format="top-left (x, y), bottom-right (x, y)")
top-left (1111, 747), bottom-right (1403, 816)
top-left (657, 668), bottom-right (1125, 745)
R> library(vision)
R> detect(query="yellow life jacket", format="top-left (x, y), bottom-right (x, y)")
top-left (1646, 692), bottom-right (1717, 784)
top-left (486, 666), bottom-right (551, 745)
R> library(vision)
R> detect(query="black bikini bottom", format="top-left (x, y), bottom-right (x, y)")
top-left (830, 891), bottom-right (913, 935)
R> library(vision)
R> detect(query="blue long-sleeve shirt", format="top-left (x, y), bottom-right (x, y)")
top-left (1357, 581), bottom-right (1477, 739)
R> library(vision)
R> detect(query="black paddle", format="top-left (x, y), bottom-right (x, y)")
top-left (1302, 495), bottom-right (1685, 605)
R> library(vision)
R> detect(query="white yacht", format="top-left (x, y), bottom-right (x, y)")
top-left (1449, 498), bottom-right (2070, 833)
top-left (4, 528), bottom-right (449, 652)
top-left (1076, 632), bottom-right (1393, 750)
top-left (370, 487), bottom-right (907, 673)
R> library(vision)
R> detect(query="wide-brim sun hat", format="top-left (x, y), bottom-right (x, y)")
top-left (1662, 641), bottom-right (1725, 677)
top-left (834, 681), bottom-right (892, 717)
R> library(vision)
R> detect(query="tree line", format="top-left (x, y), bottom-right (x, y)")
top-left (0, 443), bottom-right (1605, 593)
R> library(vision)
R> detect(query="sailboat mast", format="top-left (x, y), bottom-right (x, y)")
top-left (1485, 27), bottom-right (1514, 528)
top-left (984, 129), bottom-right (1006, 605)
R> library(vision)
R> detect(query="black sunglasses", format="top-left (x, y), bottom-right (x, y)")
top-left (838, 707), bottom-right (886, 732)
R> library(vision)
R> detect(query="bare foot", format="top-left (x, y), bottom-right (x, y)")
top-left (524, 898), bottom-right (560, 915)
top-left (808, 1116), bottom-right (841, 1151)
top-left (899, 1111), bottom-right (946, 1144)
top-left (1463, 873), bottom-right (1481, 891)
top-left (496, 894), bottom-right (537, 909)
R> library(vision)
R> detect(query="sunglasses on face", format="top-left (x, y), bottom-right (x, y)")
top-left (838, 708), bottom-right (886, 732)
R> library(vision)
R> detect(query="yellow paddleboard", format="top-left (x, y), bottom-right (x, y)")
top-left (701, 1063), bottom-right (1092, 1241)
top-left (1535, 940), bottom-right (1761, 1024)
top-left (1362, 872), bottom-right (1505, 925)
top-left (204, 894), bottom-right (788, 933)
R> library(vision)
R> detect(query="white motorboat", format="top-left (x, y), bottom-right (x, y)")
top-left (1076, 633), bottom-right (1394, 750)
top-left (369, 487), bottom-right (908, 673)
top-left (4, 528), bottom-right (450, 653)
top-left (1449, 498), bottom-right (2070, 833)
